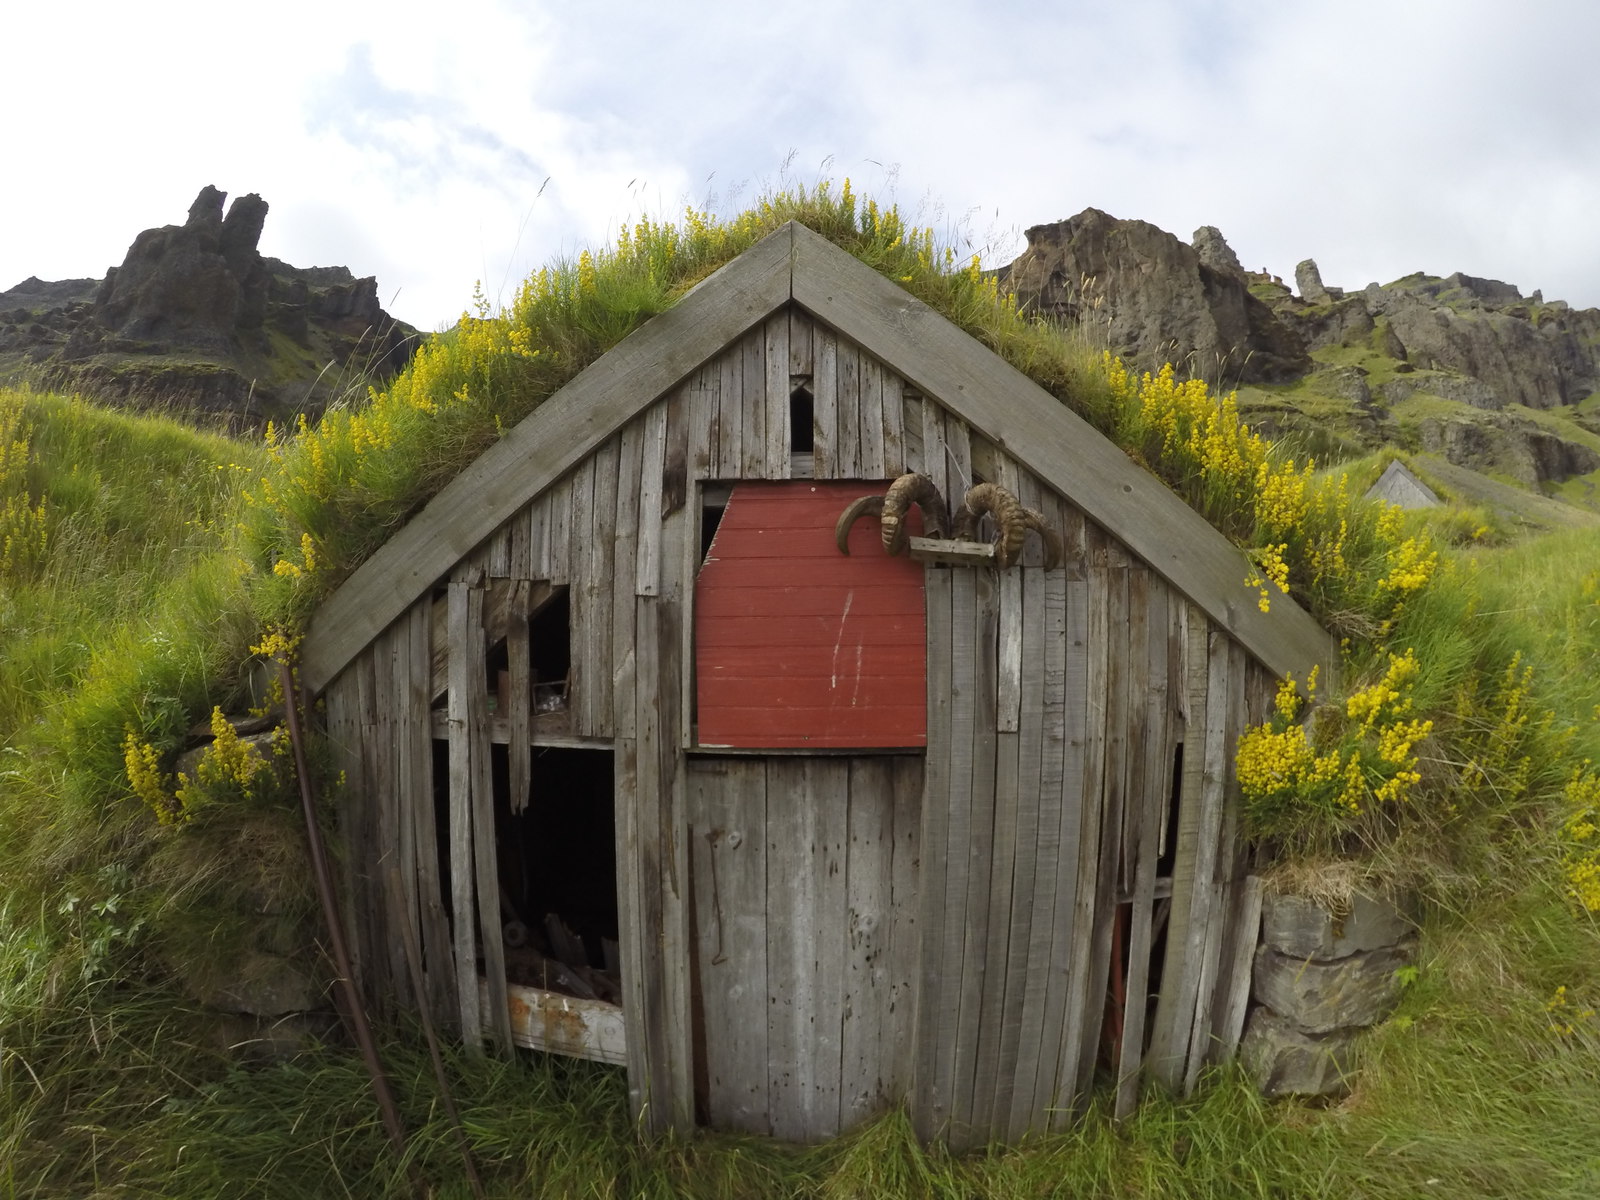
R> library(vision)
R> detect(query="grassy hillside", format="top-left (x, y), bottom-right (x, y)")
top-left (3, 185), bottom-right (1600, 1197)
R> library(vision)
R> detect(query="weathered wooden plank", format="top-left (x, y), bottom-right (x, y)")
top-left (613, 735), bottom-right (652, 1122)
top-left (944, 412), bottom-right (973, 511)
top-left (835, 339), bottom-right (862, 479)
top-left (527, 491), bottom-right (551, 581)
top-left (717, 338), bottom-right (744, 480)
top-left (637, 401), bottom-right (668, 597)
top-left (305, 226), bottom-right (794, 694)
top-left (1116, 572), bottom-right (1167, 1119)
top-left (631, 593), bottom-right (673, 1130)
top-left (810, 758), bottom-right (849, 1138)
top-left (1031, 573), bottom-right (1086, 1127)
top-left (689, 367), bottom-right (717, 482)
top-left (995, 567), bottom-right (1046, 1137)
top-left (613, 423), bottom-right (643, 742)
top-left (1147, 605), bottom-right (1212, 1088)
top-left (508, 499), bottom-right (532, 580)
top-left (1075, 562), bottom-right (1130, 1100)
top-left (467, 584), bottom-right (513, 1054)
top-left (858, 355), bottom-right (886, 478)
top-left (494, 982), bottom-right (627, 1065)
top-left (789, 306), bottom-right (814, 375)
top-left (920, 398), bottom-right (948, 508)
top-left (912, 566), bottom-right (954, 1141)
top-left (950, 570), bottom-right (997, 1149)
top-left (971, 720), bottom-right (1017, 1146)
top-left (1055, 557), bottom-right (1112, 1121)
top-left (900, 390), bottom-right (925, 475)
top-left (881, 370), bottom-right (906, 473)
top-left (446, 580), bottom-right (484, 1050)
top-left (371, 625), bottom-right (405, 1011)
top-left (740, 328), bottom-right (767, 479)
top-left (1181, 632), bottom-right (1235, 1094)
top-left (1009, 569), bottom-right (1066, 1139)
top-left (655, 512), bottom-right (696, 1130)
top-left (389, 618), bottom-right (419, 1011)
top-left (998, 566), bottom-right (1023, 733)
top-left (765, 313), bottom-right (791, 478)
top-left (885, 756), bottom-right (922, 1103)
top-left (506, 582), bottom-right (532, 814)
top-left (841, 758), bottom-right (894, 1129)
top-left (1213, 875), bottom-right (1264, 1061)
top-left (689, 759), bottom-right (769, 1132)
top-left (788, 221), bottom-right (1335, 689)
top-left (590, 439), bottom-right (620, 738)
top-left (406, 602), bottom-right (456, 1030)
top-left (546, 474), bottom-right (572, 585)
top-left (766, 758), bottom-right (816, 1141)
top-left (566, 457), bottom-right (597, 735)
top-left (485, 525), bottom-right (510, 578)
top-left (813, 328), bottom-right (838, 478)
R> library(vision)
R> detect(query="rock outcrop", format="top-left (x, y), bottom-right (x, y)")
top-left (0, 186), bottom-right (418, 427)
top-left (998, 209), bottom-right (1309, 383)
top-left (999, 209), bottom-right (1600, 500)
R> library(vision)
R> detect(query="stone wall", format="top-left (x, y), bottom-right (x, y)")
top-left (1240, 887), bottom-right (1417, 1098)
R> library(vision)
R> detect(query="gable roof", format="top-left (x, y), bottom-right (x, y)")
top-left (301, 222), bottom-right (1334, 695)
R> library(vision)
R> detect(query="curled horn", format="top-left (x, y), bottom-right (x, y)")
top-left (835, 473), bottom-right (951, 556)
top-left (954, 482), bottom-right (1062, 570)
top-left (879, 472), bottom-right (951, 555)
top-left (834, 495), bottom-right (885, 554)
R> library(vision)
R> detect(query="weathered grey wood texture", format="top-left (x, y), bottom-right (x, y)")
top-left (313, 232), bottom-right (1316, 1145)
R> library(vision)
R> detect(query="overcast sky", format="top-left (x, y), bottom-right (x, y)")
top-left (4, 0), bottom-right (1598, 331)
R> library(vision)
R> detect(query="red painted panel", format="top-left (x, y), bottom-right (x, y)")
top-left (695, 480), bottom-right (927, 748)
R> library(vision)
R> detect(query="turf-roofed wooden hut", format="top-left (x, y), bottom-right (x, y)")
top-left (300, 222), bottom-right (1334, 1148)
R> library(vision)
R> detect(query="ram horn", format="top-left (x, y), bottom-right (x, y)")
top-left (954, 482), bottom-right (1062, 569)
top-left (834, 495), bottom-right (886, 554)
top-left (878, 472), bottom-right (951, 555)
top-left (834, 473), bottom-right (952, 556)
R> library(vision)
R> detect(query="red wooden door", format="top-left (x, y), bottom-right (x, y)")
top-left (694, 481), bottom-right (927, 748)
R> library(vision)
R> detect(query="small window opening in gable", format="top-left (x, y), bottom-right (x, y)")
top-left (789, 378), bottom-right (815, 452)
top-left (699, 483), bottom-right (731, 567)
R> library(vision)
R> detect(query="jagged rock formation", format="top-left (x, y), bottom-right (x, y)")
top-left (0, 186), bottom-right (417, 427)
top-left (997, 209), bottom-right (1310, 383)
top-left (1000, 210), bottom-right (1600, 496)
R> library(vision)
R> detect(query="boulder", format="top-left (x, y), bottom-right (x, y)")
top-left (1253, 942), bottom-right (1413, 1034)
top-left (1296, 259), bottom-right (1330, 305)
top-left (1260, 889), bottom-right (1415, 959)
top-left (1192, 225), bottom-right (1243, 275)
top-left (1241, 1007), bottom-right (1359, 1098)
top-left (199, 950), bottom-right (323, 1017)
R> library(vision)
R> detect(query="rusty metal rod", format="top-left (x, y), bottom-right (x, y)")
top-left (279, 662), bottom-right (417, 1176)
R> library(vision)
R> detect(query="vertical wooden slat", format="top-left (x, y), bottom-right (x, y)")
top-left (789, 307), bottom-right (813, 375)
top-left (690, 760), bottom-right (770, 1132)
top-left (1116, 574), bottom-right (1169, 1118)
top-left (1214, 875), bottom-right (1264, 1060)
top-left (637, 401), bottom-right (667, 598)
top-left (614, 734), bottom-right (650, 1120)
top-left (995, 566), bottom-right (1046, 1136)
top-left (835, 340), bottom-right (862, 478)
top-left (912, 566), bottom-right (955, 1141)
top-left (858, 355), bottom-right (886, 478)
top-left (881, 370), bottom-right (906, 473)
top-left (1147, 604), bottom-right (1212, 1087)
top-left (950, 570), bottom-right (996, 1150)
top-left (885, 756), bottom-right (922, 1103)
top-left (767, 760), bottom-right (814, 1140)
top-left (370, 626), bottom-right (404, 1011)
top-left (900, 390), bottom-right (925, 475)
top-left (587, 439), bottom-right (619, 737)
top-left (1009, 568), bottom-right (1066, 1138)
top-left (545, 475), bottom-right (572, 584)
top-left (506, 582), bottom-right (532, 815)
top-left (920, 398), bottom-right (948, 506)
top-left (689, 367), bottom-right (717, 481)
top-left (486, 525), bottom-right (510, 578)
top-left (841, 758), bottom-right (894, 1129)
top-left (468, 584), bottom-right (512, 1054)
top-left (1180, 632), bottom-right (1234, 1094)
top-left (1075, 560), bottom-right (1129, 1101)
top-left (765, 313), bottom-right (791, 479)
top-left (813, 329), bottom-right (838, 477)
top-left (406, 601), bottom-right (455, 1029)
top-left (997, 566), bottom-right (1023, 733)
top-left (612, 424), bottom-right (643, 743)
top-left (446, 580), bottom-right (483, 1050)
top-left (741, 329), bottom-right (767, 479)
top-left (812, 758), bottom-right (849, 1138)
top-left (527, 492), bottom-right (550, 581)
top-left (718, 340), bottom-right (744, 479)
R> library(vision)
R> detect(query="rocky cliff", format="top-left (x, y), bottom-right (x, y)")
top-left (0, 186), bottom-right (417, 427)
top-left (1000, 209), bottom-right (1600, 497)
